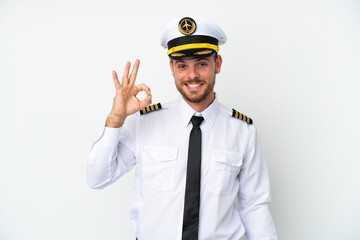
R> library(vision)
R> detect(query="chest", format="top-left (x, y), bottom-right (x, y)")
top-left (136, 113), bottom-right (250, 193)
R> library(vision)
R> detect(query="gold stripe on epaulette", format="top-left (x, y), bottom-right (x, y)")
top-left (140, 103), bottom-right (162, 115)
top-left (232, 109), bottom-right (253, 124)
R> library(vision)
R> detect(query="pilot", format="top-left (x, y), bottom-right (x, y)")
top-left (87, 16), bottom-right (277, 240)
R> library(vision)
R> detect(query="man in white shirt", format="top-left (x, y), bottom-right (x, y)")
top-left (87, 16), bottom-right (277, 240)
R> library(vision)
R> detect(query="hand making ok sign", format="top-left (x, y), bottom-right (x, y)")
top-left (106, 60), bottom-right (152, 128)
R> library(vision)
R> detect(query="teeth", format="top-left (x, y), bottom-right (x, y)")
top-left (187, 83), bottom-right (201, 88)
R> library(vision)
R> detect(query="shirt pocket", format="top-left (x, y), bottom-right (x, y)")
top-left (142, 145), bottom-right (179, 191)
top-left (206, 150), bottom-right (243, 194)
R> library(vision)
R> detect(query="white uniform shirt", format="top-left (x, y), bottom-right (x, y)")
top-left (87, 96), bottom-right (277, 240)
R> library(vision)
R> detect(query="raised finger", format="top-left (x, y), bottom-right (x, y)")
top-left (129, 59), bottom-right (140, 85)
top-left (122, 61), bottom-right (131, 86)
top-left (112, 70), bottom-right (122, 89)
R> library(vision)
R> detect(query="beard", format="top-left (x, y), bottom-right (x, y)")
top-left (175, 77), bottom-right (215, 103)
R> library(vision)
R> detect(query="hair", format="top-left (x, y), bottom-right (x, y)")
top-left (213, 52), bottom-right (218, 61)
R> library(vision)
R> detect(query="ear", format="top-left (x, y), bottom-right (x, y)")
top-left (215, 55), bottom-right (223, 74)
top-left (169, 60), bottom-right (175, 77)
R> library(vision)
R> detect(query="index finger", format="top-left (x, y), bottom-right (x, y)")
top-left (122, 61), bottom-right (131, 86)
top-left (129, 59), bottom-right (140, 85)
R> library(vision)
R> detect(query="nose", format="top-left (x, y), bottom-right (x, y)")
top-left (187, 66), bottom-right (200, 80)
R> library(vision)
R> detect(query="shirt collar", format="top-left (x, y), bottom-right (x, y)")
top-left (177, 94), bottom-right (220, 129)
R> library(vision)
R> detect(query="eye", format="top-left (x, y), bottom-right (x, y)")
top-left (198, 62), bottom-right (208, 68)
top-left (177, 64), bottom-right (187, 70)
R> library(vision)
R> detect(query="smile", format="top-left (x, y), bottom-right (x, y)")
top-left (185, 83), bottom-right (203, 88)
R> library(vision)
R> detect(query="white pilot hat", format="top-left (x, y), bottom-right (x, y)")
top-left (160, 16), bottom-right (227, 60)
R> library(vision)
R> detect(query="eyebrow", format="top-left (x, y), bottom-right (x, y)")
top-left (175, 60), bottom-right (185, 64)
top-left (175, 58), bottom-right (209, 64)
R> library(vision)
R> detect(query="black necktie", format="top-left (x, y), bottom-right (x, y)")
top-left (182, 116), bottom-right (204, 240)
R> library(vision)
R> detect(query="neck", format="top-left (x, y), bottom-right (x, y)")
top-left (183, 92), bottom-right (215, 112)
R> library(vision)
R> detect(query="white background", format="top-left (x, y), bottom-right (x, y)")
top-left (1, 0), bottom-right (359, 239)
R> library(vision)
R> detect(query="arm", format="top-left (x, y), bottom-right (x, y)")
top-left (237, 126), bottom-right (277, 240)
top-left (87, 60), bottom-right (152, 189)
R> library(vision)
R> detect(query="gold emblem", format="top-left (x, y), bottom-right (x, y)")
top-left (171, 53), bottom-right (186, 57)
top-left (178, 17), bottom-right (196, 35)
top-left (194, 50), bottom-right (213, 55)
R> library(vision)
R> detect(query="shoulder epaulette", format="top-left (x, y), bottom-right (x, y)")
top-left (232, 109), bottom-right (253, 124)
top-left (140, 103), bottom-right (162, 115)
